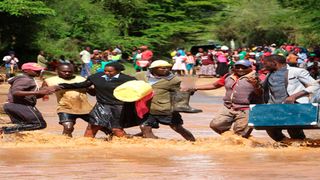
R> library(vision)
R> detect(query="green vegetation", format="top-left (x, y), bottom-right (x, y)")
top-left (213, 0), bottom-right (320, 47)
top-left (0, 0), bottom-right (319, 62)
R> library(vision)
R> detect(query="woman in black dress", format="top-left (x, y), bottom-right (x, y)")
top-left (58, 62), bottom-right (137, 138)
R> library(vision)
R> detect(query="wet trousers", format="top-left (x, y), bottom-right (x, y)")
top-left (2, 103), bottom-right (47, 134)
top-left (266, 128), bottom-right (306, 142)
top-left (210, 106), bottom-right (251, 137)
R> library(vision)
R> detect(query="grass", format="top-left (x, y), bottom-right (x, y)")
top-left (122, 61), bottom-right (136, 76)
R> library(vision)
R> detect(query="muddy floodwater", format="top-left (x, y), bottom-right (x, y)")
top-left (1, 77), bottom-right (320, 180)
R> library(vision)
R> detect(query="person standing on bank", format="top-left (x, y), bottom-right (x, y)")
top-left (57, 62), bottom-right (136, 138)
top-left (0, 63), bottom-right (54, 134)
top-left (262, 54), bottom-right (320, 142)
top-left (135, 60), bottom-right (196, 141)
top-left (189, 60), bottom-right (263, 138)
top-left (79, 46), bottom-right (91, 78)
top-left (3, 51), bottom-right (19, 78)
top-left (137, 46), bottom-right (153, 71)
top-left (37, 50), bottom-right (47, 68)
top-left (42, 63), bottom-right (93, 137)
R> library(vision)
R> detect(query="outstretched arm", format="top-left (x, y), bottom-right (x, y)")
top-left (59, 79), bottom-right (93, 89)
top-left (13, 87), bottom-right (55, 98)
top-left (193, 81), bottom-right (224, 91)
top-left (190, 75), bottom-right (226, 92)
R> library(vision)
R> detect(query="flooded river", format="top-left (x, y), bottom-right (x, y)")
top-left (1, 77), bottom-right (320, 179)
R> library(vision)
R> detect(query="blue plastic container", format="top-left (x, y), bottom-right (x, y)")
top-left (248, 103), bottom-right (319, 130)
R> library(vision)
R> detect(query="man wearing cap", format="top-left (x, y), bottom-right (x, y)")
top-left (190, 60), bottom-right (263, 138)
top-left (0, 63), bottom-right (55, 134)
top-left (135, 60), bottom-right (196, 141)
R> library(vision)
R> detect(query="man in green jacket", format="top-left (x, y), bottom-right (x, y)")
top-left (135, 60), bottom-right (195, 141)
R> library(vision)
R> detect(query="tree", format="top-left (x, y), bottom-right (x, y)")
top-left (212, 0), bottom-right (296, 47)
top-left (97, 0), bottom-right (224, 55)
top-left (0, 0), bottom-right (54, 16)
top-left (34, 0), bottom-right (119, 60)
top-left (97, 0), bottom-right (147, 37)
top-left (142, 0), bottom-right (223, 54)
top-left (0, 0), bottom-right (54, 57)
top-left (278, 0), bottom-right (320, 46)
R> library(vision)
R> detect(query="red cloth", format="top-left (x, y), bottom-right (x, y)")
top-left (141, 50), bottom-right (153, 61)
top-left (135, 91), bottom-right (154, 119)
top-left (258, 69), bottom-right (269, 81)
top-left (216, 73), bottom-right (230, 86)
top-left (263, 52), bottom-right (271, 56)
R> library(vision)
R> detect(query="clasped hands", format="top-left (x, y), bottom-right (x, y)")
top-left (38, 85), bottom-right (62, 96)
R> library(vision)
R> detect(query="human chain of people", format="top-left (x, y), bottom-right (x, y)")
top-left (1, 43), bottom-right (320, 147)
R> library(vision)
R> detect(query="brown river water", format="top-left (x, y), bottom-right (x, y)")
top-left (1, 77), bottom-right (320, 179)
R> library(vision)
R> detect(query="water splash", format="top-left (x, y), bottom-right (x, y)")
top-left (1, 130), bottom-right (319, 153)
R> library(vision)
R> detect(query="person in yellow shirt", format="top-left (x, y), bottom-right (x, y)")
top-left (42, 63), bottom-right (94, 137)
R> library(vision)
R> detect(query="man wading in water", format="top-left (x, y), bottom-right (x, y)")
top-left (189, 60), bottom-right (263, 138)
top-left (42, 63), bottom-right (93, 137)
top-left (0, 63), bottom-right (54, 134)
top-left (135, 60), bottom-right (196, 141)
top-left (262, 54), bottom-right (319, 143)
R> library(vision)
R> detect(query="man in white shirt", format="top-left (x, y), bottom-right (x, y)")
top-left (79, 46), bottom-right (91, 78)
top-left (262, 54), bottom-right (320, 143)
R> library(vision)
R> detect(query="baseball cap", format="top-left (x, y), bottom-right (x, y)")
top-left (21, 62), bottom-right (45, 71)
top-left (234, 60), bottom-right (252, 67)
top-left (149, 60), bottom-right (172, 69)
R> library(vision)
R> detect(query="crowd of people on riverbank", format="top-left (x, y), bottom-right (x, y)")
top-left (170, 43), bottom-right (320, 79)
top-left (1, 43), bottom-right (320, 145)
top-left (2, 43), bottom-right (320, 80)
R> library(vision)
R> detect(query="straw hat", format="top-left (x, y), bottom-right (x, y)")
top-left (114, 80), bottom-right (153, 102)
top-left (149, 60), bottom-right (172, 69)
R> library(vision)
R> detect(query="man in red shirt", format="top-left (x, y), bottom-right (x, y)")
top-left (190, 60), bottom-right (263, 138)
